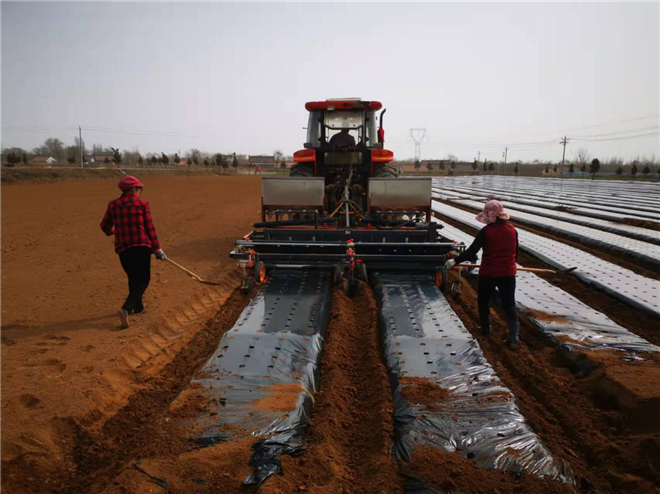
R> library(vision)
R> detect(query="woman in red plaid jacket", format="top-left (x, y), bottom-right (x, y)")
top-left (101, 176), bottom-right (166, 329)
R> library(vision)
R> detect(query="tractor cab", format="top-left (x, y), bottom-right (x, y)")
top-left (291, 98), bottom-right (396, 216)
top-left (304, 98), bottom-right (382, 151)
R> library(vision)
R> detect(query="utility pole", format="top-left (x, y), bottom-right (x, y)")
top-left (477, 151), bottom-right (481, 163)
top-left (410, 128), bottom-right (427, 164)
top-left (500, 147), bottom-right (508, 175)
top-left (79, 126), bottom-right (84, 168)
top-left (560, 136), bottom-right (569, 176)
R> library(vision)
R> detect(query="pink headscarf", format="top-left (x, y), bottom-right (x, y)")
top-left (475, 200), bottom-right (510, 224)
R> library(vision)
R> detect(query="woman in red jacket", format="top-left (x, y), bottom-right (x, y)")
top-left (101, 176), bottom-right (166, 329)
top-left (445, 200), bottom-right (519, 350)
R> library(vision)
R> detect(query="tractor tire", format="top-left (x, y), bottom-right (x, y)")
top-left (290, 164), bottom-right (314, 177)
top-left (373, 163), bottom-right (399, 178)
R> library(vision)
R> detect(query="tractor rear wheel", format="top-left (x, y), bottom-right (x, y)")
top-left (373, 163), bottom-right (399, 178)
top-left (290, 164), bottom-right (314, 177)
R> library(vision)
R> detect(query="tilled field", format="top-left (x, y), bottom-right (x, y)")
top-left (2, 174), bottom-right (660, 493)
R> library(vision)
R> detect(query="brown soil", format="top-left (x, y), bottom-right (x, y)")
top-left (261, 287), bottom-right (404, 494)
top-left (402, 446), bottom-right (572, 493)
top-left (438, 211), bottom-right (660, 348)
top-left (100, 438), bottom-right (255, 494)
top-left (443, 264), bottom-right (660, 492)
top-left (1, 175), bottom-right (261, 493)
top-left (523, 309), bottom-right (569, 323)
top-left (554, 205), bottom-right (573, 212)
top-left (618, 217), bottom-right (660, 232)
top-left (253, 383), bottom-right (303, 412)
top-left (0, 166), bottom-right (240, 185)
top-left (399, 377), bottom-right (449, 412)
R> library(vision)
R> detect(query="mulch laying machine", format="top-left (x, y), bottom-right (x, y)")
top-left (231, 98), bottom-right (464, 294)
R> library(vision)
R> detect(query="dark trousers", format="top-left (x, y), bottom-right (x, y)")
top-left (477, 275), bottom-right (519, 341)
top-left (119, 247), bottom-right (151, 314)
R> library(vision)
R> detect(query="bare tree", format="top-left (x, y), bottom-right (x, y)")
top-left (187, 149), bottom-right (201, 165)
top-left (273, 149), bottom-right (284, 162)
top-left (110, 147), bottom-right (122, 165)
top-left (574, 148), bottom-right (590, 176)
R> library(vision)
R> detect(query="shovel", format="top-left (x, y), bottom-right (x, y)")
top-left (165, 258), bottom-right (224, 286)
top-left (453, 263), bottom-right (577, 275)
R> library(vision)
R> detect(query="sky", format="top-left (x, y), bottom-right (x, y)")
top-left (2, 1), bottom-right (659, 163)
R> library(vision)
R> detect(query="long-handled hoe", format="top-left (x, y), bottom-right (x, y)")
top-left (444, 263), bottom-right (577, 299)
top-left (164, 258), bottom-right (225, 286)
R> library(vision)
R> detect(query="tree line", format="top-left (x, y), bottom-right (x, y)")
top-left (1, 138), bottom-right (293, 170)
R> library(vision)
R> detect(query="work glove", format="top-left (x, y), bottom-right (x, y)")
top-left (155, 249), bottom-right (167, 261)
top-left (444, 259), bottom-right (456, 269)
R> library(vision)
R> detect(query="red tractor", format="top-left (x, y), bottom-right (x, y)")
top-left (289, 98), bottom-right (398, 220)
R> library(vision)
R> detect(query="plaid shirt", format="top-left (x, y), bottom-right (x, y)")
top-left (100, 193), bottom-right (161, 254)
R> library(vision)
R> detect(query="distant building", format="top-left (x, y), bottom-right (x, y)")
top-left (248, 155), bottom-right (276, 169)
top-left (31, 156), bottom-right (58, 165)
top-left (249, 155), bottom-right (276, 168)
top-left (92, 154), bottom-right (115, 164)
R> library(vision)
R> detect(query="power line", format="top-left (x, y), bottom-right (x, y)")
top-left (571, 131), bottom-right (660, 142)
top-left (571, 125), bottom-right (660, 139)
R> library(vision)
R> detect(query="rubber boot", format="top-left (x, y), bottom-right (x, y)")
top-left (504, 307), bottom-right (519, 350)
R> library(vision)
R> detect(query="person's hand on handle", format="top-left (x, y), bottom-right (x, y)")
top-left (155, 249), bottom-right (167, 261)
top-left (444, 259), bottom-right (456, 269)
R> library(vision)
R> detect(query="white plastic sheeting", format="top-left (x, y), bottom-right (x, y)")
top-left (433, 187), bottom-right (660, 244)
top-left (433, 201), bottom-right (660, 319)
top-left (433, 182), bottom-right (660, 221)
top-left (442, 176), bottom-right (660, 213)
top-left (433, 185), bottom-right (656, 223)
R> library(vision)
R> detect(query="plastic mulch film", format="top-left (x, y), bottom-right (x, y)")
top-left (433, 187), bottom-right (660, 244)
top-left (433, 200), bottom-right (660, 319)
top-left (440, 176), bottom-right (660, 212)
top-left (453, 199), bottom-right (660, 268)
top-left (372, 272), bottom-right (574, 485)
top-left (434, 179), bottom-right (660, 221)
top-left (485, 201), bottom-right (660, 245)
top-left (177, 268), bottom-right (333, 487)
top-left (431, 219), bottom-right (660, 354)
top-left (433, 183), bottom-right (657, 223)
